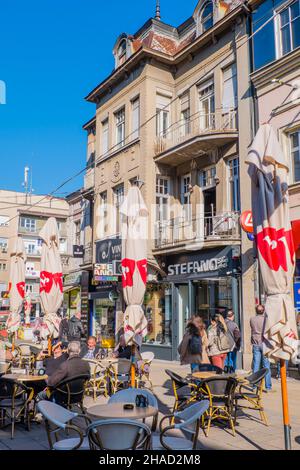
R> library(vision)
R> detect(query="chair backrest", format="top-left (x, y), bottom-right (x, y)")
top-left (115, 359), bottom-right (131, 375)
top-left (197, 364), bottom-right (223, 374)
top-left (202, 376), bottom-right (237, 398)
top-left (246, 368), bottom-right (267, 385)
top-left (108, 388), bottom-right (158, 408)
top-left (87, 419), bottom-right (151, 450)
top-left (83, 359), bottom-right (99, 376)
top-left (37, 400), bottom-right (77, 429)
top-left (175, 400), bottom-right (210, 435)
top-left (50, 374), bottom-right (90, 407)
top-left (165, 369), bottom-right (188, 389)
top-left (0, 362), bottom-right (10, 375)
top-left (18, 344), bottom-right (31, 356)
top-left (0, 377), bottom-right (28, 401)
top-left (141, 351), bottom-right (154, 363)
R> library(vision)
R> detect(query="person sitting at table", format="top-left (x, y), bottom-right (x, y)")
top-left (112, 334), bottom-right (132, 360)
top-left (80, 336), bottom-right (100, 360)
top-left (46, 341), bottom-right (90, 388)
top-left (44, 340), bottom-right (68, 376)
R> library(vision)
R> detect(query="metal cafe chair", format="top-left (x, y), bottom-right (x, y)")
top-left (47, 374), bottom-right (90, 414)
top-left (37, 400), bottom-right (91, 450)
top-left (87, 419), bottom-right (151, 450)
top-left (109, 359), bottom-right (131, 394)
top-left (200, 376), bottom-right (238, 437)
top-left (136, 351), bottom-right (155, 390)
top-left (152, 400), bottom-right (210, 450)
top-left (0, 377), bottom-right (34, 439)
top-left (165, 370), bottom-right (199, 423)
top-left (83, 359), bottom-right (108, 401)
top-left (234, 368), bottom-right (268, 426)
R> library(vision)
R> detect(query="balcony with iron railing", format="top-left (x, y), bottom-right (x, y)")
top-left (154, 110), bottom-right (238, 166)
top-left (154, 212), bottom-right (240, 252)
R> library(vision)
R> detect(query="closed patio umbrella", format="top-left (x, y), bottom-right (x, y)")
top-left (39, 217), bottom-right (63, 348)
top-left (120, 185), bottom-right (148, 387)
top-left (247, 123), bottom-right (298, 449)
top-left (6, 237), bottom-right (26, 343)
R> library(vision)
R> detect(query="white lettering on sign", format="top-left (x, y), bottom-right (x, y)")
top-left (244, 213), bottom-right (253, 228)
top-left (167, 256), bottom-right (228, 276)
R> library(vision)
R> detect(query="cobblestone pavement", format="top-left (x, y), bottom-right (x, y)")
top-left (0, 360), bottom-right (300, 450)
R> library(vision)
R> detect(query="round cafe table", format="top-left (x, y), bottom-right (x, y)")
top-left (87, 403), bottom-right (158, 421)
top-left (2, 373), bottom-right (48, 382)
top-left (191, 371), bottom-right (249, 384)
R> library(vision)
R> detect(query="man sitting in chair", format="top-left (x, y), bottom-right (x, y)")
top-left (80, 336), bottom-right (100, 360)
top-left (112, 334), bottom-right (132, 360)
top-left (47, 341), bottom-right (90, 388)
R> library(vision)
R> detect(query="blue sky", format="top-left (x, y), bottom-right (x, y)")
top-left (0, 0), bottom-right (194, 196)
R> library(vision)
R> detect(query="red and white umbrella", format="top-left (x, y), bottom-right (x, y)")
top-left (120, 186), bottom-right (148, 347)
top-left (247, 124), bottom-right (298, 362)
top-left (6, 237), bottom-right (26, 334)
top-left (39, 217), bottom-right (63, 340)
top-left (247, 124), bottom-right (298, 450)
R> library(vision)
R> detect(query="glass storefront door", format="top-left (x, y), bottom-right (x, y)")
top-left (93, 298), bottom-right (116, 348)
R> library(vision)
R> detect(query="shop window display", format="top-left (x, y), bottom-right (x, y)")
top-left (93, 298), bottom-right (116, 348)
top-left (143, 284), bottom-right (172, 346)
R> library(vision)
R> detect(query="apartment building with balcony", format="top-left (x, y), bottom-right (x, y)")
top-left (0, 190), bottom-right (69, 318)
top-left (249, 0), bottom-right (300, 317)
top-left (84, 0), bottom-right (255, 361)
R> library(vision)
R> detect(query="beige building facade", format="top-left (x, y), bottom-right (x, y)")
top-left (83, 0), bottom-right (256, 362)
top-left (0, 190), bottom-right (69, 324)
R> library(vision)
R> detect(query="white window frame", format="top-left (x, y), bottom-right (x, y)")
top-left (181, 174), bottom-right (191, 221)
top-left (156, 176), bottom-right (170, 223)
top-left (115, 107), bottom-right (125, 148)
top-left (20, 217), bottom-right (36, 232)
top-left (275, 0), bottom-right (300, 58)
top-left (198, 166), bottom-right (217, 189)
top-left (198, 78), bottom-right (215, 130)
top-left (227, 157), bottom-right (240, 212)
top-left (156, 93), bottom-right (171, 137)
top-left (131, 96), bottom-right (140, 141)
top-left (99, 191), bottom-right (108, 238)
top-left (102, 118), bottom-right (109, 156)
top-left (113, 184), bottom-right (124, 234)
top-left (197, 1), bottom-right (214, 35)
top-left (0, 238), bottom-right (8, 253)
top-left (289, 129), bottom-right (300, 183)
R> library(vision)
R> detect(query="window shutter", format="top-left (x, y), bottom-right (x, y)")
top-left (131, 97), bottom-right (140, 140)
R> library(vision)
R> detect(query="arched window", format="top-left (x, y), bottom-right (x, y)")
top-left (118, 40), bottom-right (127, 66)
top-left (200, 2), bottom-right (213, 33)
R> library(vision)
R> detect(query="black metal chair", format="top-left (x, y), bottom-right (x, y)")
top-left (200, 376), bottom-right (238, 436)
top-left (48, 374), bottom-right (90, 414)
top-left (192, 364), bottom-right (223, 374)
top-left (234, 368), bottom-right (268, 426)
top-left (0, 377), bottom-right (34, 438)
top-left (165, 370), bottom-right (199, 417)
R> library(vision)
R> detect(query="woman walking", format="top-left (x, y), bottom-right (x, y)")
top-left (207, 314), bottom-right (232, 370)
top-left (178, 315), bottom-right (209, 372)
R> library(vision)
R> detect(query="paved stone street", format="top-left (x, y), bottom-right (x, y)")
top-left (0, 360), bottom-right (300, 450)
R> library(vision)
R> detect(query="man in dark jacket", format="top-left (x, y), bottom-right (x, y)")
top-left (112, 334), bottom-right (132, 360)
top-left (44, 340), bottom-right (68, 376)
top-left (80, 336), bottom-right (100, 359)
top-left (66, 312), bottom-right (85, 343)
top-left (47, 341), bottom-right (90, 388)
top-left (224, 310), bottom-right (241, 373)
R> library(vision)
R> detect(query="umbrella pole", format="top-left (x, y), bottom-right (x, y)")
top-left (12, 332), bottom-right (15, 352)
top-left (280, 359), bottom-right (291, 450)
top-left (48, 337), bottom-right (52, 357)
top-left (130, 344), bottom-right (136, 388)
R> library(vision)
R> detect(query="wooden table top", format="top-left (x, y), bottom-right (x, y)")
top-left (3, 373), bottom-right (48, 382)
top-left (191, 371), bottom-right (249, 383)
top-left (87, 403), bottom-right (158, 420)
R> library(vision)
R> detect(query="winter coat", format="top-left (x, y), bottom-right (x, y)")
top-left (47, 355), bottom-right (90, 388)
top-left (207, 325), bottom-right (231, 356)
top-left (178, 323), bottom-right (203, 365)
top-left (66, 316), bottom-right (85, 342)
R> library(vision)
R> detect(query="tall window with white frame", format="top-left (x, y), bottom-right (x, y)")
top-left (228, 157), bottom-right (240, 212)
top-left (156, 94), bottom-right (171, 138)
top-left (290, 130), bottom-right (300, 183)
top-left (181, 174), bottom-right (191, 221)
top-left (113, 184), bottom-right (124, 234)
top-left (222, 63), bottom-right (237, 128)
top-left (131, 97), bottom-right (140, 141)
top-left (99, 191), bottom-right (108, 238)
top-left (180, 92), bottom-right (190, 137)
top-left (115, 108), bottom-right (125, 149)
top-left (198, 79), bottom-right (215, 130)
top-left (276, 0), bottom-right (300, 57)
top-left (0, 238), bottom-right (8, 253)
top-left (156, 176), bottom-right (170, 244)
top-left (102, 118), bottom-right (109, 156)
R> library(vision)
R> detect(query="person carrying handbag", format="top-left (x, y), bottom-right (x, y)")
top-left (207, 314), bottom-right (235, 370)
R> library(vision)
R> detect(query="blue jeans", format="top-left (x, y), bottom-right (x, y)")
top-left (276, 360), bottom-right (289, 377)
top-left (252, 345), bottom-right (272, 390)
top-left (224, 350), bottom-right (237, 372)
top-left (191, 363), bottom-right (200, 373)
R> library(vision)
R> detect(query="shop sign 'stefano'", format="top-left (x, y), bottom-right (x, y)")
top-left (168, 256), bottom-right (228, 276)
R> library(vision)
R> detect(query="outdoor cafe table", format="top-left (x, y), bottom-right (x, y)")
top-left (191, 371), bottom-right (249, 384)
top-left (2, 373), bottom-right (48, 383)
top-left (87, 403), bottom-right (158, 421)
